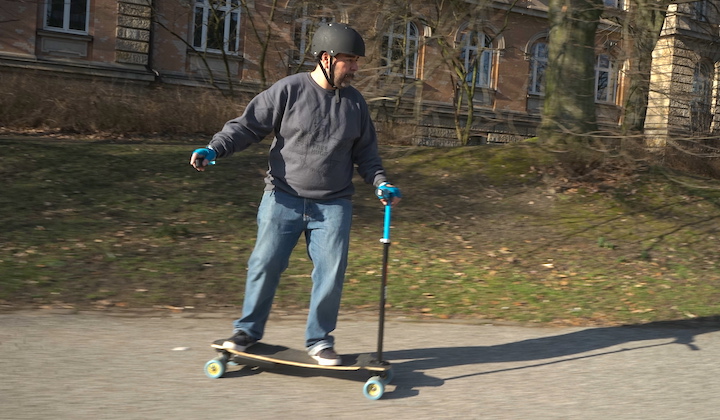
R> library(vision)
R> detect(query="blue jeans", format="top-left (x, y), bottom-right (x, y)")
top-left (233, 190), bottom-right (353, 351)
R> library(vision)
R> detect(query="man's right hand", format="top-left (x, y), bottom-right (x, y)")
top-left (190, 147), bottom-right (217, 172)
top-left (376, 182), bottom-right (402, 207)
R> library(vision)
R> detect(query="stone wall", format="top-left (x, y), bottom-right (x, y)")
top-left (116, 0), bottom-right (153, 66)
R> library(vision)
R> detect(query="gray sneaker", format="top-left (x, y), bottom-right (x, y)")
top-left (222, 331), bottom-right (257, 352)
top-left (309, 347), bottom-right (342, 366)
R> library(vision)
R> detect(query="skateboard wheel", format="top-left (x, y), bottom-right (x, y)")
top-left (363, 377), bottom-right (385, 400)
top-left (204, 358), bottom-right (226, 379)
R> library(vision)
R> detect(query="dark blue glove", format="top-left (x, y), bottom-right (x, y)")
top-left (375, 182), bottom-right (402, 201)
top-left (192, 147), bottom-right (217, 166)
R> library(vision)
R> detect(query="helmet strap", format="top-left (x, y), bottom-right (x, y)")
top-left (319, 53), bottom-right (337, 89)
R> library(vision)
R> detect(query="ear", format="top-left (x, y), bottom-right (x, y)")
top-left (320, 52), bottom-right (332, 67)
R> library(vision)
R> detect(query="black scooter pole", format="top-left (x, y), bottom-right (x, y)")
top-left (377, 202), bottom-right (392, 363)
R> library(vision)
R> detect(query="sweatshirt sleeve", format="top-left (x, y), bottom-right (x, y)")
top-left (208, 90), bottom-right (279, 158)
top-left (352, 100), bottom-right (388, 187)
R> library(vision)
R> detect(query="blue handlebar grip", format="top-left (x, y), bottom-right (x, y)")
top-left (193, 148), bottom-right (217, 165)
top-left (382, 203), bottom-right (392, 243)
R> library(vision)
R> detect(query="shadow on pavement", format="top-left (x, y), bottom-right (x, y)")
top-left (381, 316), bottom-right (720, 399)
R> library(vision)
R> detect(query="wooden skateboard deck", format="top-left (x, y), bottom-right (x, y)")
top-left (210, 340), bottom-right (390, 372)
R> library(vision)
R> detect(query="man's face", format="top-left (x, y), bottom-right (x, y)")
top-left (326, 53), bottom-right (360, 88)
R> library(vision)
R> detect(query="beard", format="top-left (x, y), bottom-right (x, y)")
top-left (336, 73), bottom-right (355, 88)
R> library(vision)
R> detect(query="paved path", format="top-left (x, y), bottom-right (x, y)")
top-left (1, 311), bottom-right (720, 419)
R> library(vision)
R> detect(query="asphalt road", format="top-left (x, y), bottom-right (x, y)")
top-left (2, 310), bottom-right (720, 419)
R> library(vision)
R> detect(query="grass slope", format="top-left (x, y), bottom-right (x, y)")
top-left (3, 135), bottom-right (720, 326)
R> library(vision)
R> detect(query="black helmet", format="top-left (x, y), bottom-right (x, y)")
top-left (311, 22), bottom-right (365, 58)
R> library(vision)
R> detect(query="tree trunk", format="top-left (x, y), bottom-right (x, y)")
top-left (540, 0), bottom-right (604, 145)
top-left (621, 0), bottom-right (668, 134)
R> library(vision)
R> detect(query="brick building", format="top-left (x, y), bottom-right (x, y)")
top-left (0, 0), bottom-right (717, 144)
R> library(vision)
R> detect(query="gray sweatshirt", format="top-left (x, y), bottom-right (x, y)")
top-left (209, 72), bottom-right (388, 200)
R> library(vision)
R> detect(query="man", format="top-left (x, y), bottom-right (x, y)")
top-left (189, 22), bottom-right (401, 366)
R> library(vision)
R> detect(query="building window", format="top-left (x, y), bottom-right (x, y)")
top-left (381, 21), bottom-right (419, 78)
top-left (692, 0), bottom-right (709, 22)
top-left (45, 0), bottom-right (90, 33)
top-left (595, 54), bottom-right (617, 103)
top-left (528, 40), bottom-right (548, 95)
top-left (291, 3), bottom-right (335, 64)
top-left (192, 0), bottom-right (241, 54)
top-left (603, 0), bottom-right (624, 8)
top-left (691, 60), bottom-right (714, 134)
top-left (458, 29), bottom-right (494, 88)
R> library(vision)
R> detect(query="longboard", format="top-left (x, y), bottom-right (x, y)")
top-left (210, 340), bottom-right (390, 372)
top-left (205, 340), bottom-right (393, 399)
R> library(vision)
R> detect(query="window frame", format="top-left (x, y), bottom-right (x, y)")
top-left (603, 0), bottom-right (624, 9)
top-left (692, 0), bottom-right (709, 22)
top-left (44, 0), bottom-right (90, 34)
top-left (381, 21), bottom-right (419, 78)
top-left (595, 53), bottom-right (618, 104)
top-left (458, 29), bottom-right (495, 89)
top-left (528, 40), bottom-right (548, 96)
top-left (291, 3), bottom-right (335, 65)
top-left (690, 60), bottom-right (714, 134)
top-left (192, 0), bottom-right (242, 55)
